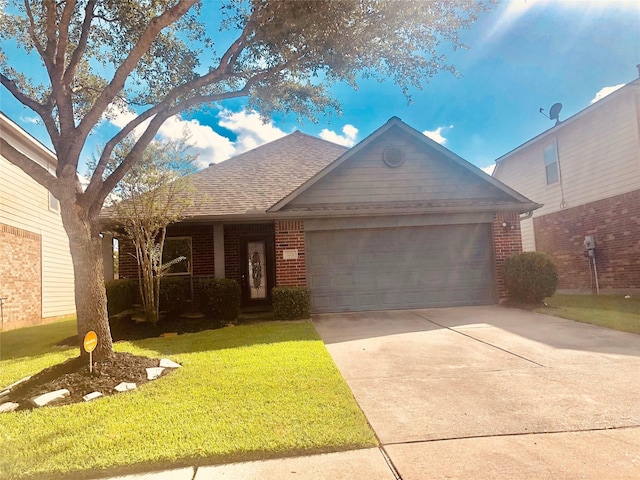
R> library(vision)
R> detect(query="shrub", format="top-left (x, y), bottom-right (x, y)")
top-left (273, 287), bottom-right (311, 320)
top-left (503, 252), bottom-right (558, 303)
top-left (105, 279), bottom-right (137, 317)
top-left (159, 276), bottom-right (190, 317)
top-left (198, 278), bottom-right (241, 322)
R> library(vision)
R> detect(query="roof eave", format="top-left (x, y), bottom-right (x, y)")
top-left (495, 77), bottom-right (640, 163)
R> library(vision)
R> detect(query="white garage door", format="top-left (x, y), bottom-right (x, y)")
top-left (306, 224), bottom-right (495, 313)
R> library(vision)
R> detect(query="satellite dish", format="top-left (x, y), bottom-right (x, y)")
top-left (549, 103), bottom-right (563, 122)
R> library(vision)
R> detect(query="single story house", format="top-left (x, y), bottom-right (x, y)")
top-left (112, 117), bottom-right (540, 313)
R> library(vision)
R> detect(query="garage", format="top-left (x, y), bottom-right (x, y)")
top-left (306, 223), bottom-right (495, 313)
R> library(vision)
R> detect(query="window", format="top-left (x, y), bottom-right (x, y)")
top-left (162, 237), bottom-right (192, 275)
top-left (47, 164), bottom-right (60, 211)
top-left (49, 191), bottom-right (60, 212)
top-left (544, 142), bottom-right (559, 185)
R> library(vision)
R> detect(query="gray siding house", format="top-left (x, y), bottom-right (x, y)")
top-left (115, 117), bottom-right (540, 313)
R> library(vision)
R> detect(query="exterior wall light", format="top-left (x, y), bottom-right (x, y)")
top-left (501, 221), bottom-right (516, 232)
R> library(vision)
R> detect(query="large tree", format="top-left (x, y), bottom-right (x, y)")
top-left (0, 0), bottom-right (490, 360)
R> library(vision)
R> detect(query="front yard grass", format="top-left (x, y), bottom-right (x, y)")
top-left (0, 321), bottom-right (377, 480)
top-left (536, 294), bottom-right (640, 334)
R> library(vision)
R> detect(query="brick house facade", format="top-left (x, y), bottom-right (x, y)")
top-left (0, 113), bottom-right (76, 330)
top-left (533, 190), bottom-right (640, 291)
top-left (110, 118), bottom-right (538, 313)
top-left (494, 77), bottom-right (640, 294)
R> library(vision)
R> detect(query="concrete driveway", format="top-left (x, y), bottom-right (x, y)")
top-left (313, 306), bottom-right (640, 479)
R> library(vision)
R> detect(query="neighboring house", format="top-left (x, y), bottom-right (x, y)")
top-left (0, 112), bottom-right (76, 329)
top-left (112, 117), bottom-right (539, 313)
top-left (493, 77), bottom-right (640, 294)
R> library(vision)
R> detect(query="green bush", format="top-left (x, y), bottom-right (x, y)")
top-left (198, 278), bottom-right (241, 322)
top-left (503, 252), bottom-right (558, 303)
top-left (273, 287), bottom-right (311, 320)
top-left (105, 279), bottom-right (137, 317)
top-left (159, 276), bottom-right (190, 317)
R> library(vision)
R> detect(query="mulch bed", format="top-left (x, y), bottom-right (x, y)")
top-left (2, 352), bottom-right (165, 411)
top-left (1, 315), bottom-right (221, 412)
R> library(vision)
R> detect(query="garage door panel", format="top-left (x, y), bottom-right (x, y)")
top-left (307, 224), bottom-right (495, 313)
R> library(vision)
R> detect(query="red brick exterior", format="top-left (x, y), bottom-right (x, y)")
top-left (533, 189), bottom-right (640, 292)
top-left (118, 224), bottom-right (215, 279)
top-left (0, 224), bottom-right (42, 329)
top-left (492, 212), bottom-right (524, 299)
top-left (275, 220), bottom-right (306, 287)
top-left (223, 223), bottom-right (274, 286)
top-left (115, 216), bottom-right (527, 307)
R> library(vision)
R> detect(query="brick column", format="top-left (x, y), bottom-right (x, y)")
top-left (493, 212), bottom-right (523, 299)
top-left (275, 220), bottom-right (306, 287)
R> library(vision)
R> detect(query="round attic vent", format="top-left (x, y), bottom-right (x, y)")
top-left (383, 146), bottom-right (405, 168)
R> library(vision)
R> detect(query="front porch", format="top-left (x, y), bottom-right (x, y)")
top-left (111, 220), bottom-right (306, 311)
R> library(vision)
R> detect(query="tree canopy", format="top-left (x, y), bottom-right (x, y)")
top-left (0, 0), bottom-right (490, 358)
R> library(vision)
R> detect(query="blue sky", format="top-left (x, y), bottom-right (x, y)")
top-left (2, 0), bottom-right (639, 174)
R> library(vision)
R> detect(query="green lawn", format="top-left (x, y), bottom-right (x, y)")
top-left (536, 294), bottom-right (640, 334)
top-left (0, 317), bottom-right (78, 360)
top-left (0, 321), bottom-right (376, 480)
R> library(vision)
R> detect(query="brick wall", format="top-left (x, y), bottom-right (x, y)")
top-left (534, 189), bottom-right (640, 292)
top-left (493, 212), bottom-right (524, 299)
top-left (224, 223), bottom-right (274, 285)
top-left (0, 224), bottom-right (42, 329)
top-left (275, 220), bottom-right (306, 287)
top-left (118, 225), bottom-right (215, 279)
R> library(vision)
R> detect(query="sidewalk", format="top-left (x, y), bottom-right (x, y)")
top-left (91, 448), bottom-right (397, 480)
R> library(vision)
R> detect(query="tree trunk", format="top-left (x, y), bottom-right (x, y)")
top-left (60, 203), bottom-right (114, 360)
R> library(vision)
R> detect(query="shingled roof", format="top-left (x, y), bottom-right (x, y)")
top-left (177, 131), bottom-right (347, 220)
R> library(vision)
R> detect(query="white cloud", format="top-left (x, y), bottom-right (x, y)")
top-left (590, 84), bottom-right (625, 104)
top-left (158, 115), bottom-right (235, 167)
top-left (105, 107), bottom-right (289, 168)
top-left (20, 115), bottom-right (40, 125)
top-left (481, 164), bottom-right (495, 176)
top-left (218, 109), bottom-right (287, 154)
top-left (319, 124), bottom-right (359, 147)
top-left (423, 125), bottom-right (453, 145)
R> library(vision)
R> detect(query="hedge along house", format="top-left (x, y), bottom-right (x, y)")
top-left (108, 117), bottom-right (540, 314)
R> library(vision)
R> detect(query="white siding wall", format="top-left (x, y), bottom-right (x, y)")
top-left (0, 131), bottom-right (76, 319)
top-left (494, 87), bottom-right (640, 249)
top-left (520, 216), bottom-right (535, 252)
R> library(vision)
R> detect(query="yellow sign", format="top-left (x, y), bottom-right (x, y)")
top-left (83, 331), bottom-right (98, 353)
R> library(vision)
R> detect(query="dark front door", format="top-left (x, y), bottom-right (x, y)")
top-left (240, 236), bottom-right (274, 308)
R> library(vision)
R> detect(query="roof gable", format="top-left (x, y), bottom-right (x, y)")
top-left (270, 117), bottom-right (538, 213)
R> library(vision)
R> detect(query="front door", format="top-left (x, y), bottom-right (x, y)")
top-left (240, 236), bottom-right (274, 308)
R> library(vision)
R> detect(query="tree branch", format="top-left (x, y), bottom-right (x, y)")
top-left (63, 0), bottom-right (96, 86)
top-left (52, 0), bottom-right (80, 136)
top-left (23, 0), bottom-right (49, 66)
top-left (0, 137), bottom-right (60, 197)
top-left (76, 0), bottom-right (198, 143)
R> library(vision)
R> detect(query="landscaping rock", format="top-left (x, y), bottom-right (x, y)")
top-left (114, 382), bottom-right (137, 392)
top-left (82, 392), bottom-right (103, 402)
top-left (30, 389), bottom-right (70, 407)
top-left (0, 402), bottom-right (19, 413)
top-left (159, 358), bottom-right (181, 369)
top-left (146, 367), bottom-right (165, 380)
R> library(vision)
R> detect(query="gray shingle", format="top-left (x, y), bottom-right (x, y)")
top-left (182, 131), bottom-right (347, 218)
